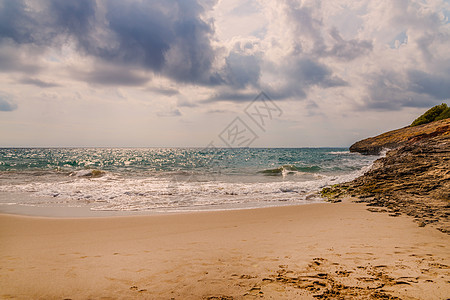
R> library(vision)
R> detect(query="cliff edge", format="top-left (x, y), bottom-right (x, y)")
top-left (349, 118), bottom-right (450, 155)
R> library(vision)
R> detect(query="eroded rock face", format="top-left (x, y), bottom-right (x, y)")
top-left (330, 120), bottom-right (450, 233)
top-left (349, 118), bottom-right (450, 155)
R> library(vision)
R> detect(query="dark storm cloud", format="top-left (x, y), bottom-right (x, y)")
top-left (19, 77), bottom-right (60, 88)
top-left (363, 71), bottom-right (444, 111)
top-left (104, 1), bottom-right (176, 72)
top-left (206, 56), bottom-right (346, 103)
top-left (48, 0), bottom-right (96, 45)
top-left (0, 0), bottom-right (219, 86)
top-left (264, 86), bottom-right (307, 101)
top-left (223, 52), bottom-right (260, 89)
top-left (0, 96), bottom-right (17, 112)
top-left (149, 0), bottom-right (221, 84)
top-left (262, 57), bottom-right (347, 102)
top-left (0, 1), bottom-right (36, 44)
top-left (408, 70), bottom-right (450, 100)
top-left (205, 91), bottom-right (256, 102)
top-left (287, 58), bottom-right (347, 88)
top-left (0, 0), bottom-right (96, 46)
top-left (73, 0), bottom-right (220, 85)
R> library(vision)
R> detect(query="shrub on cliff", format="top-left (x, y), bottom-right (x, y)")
top-left (411, 103), bottom-right (450, 126)
top-left (435, 106), bottom-right (450, 121)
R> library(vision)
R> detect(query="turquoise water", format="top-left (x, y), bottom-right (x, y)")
top-left (0, 148), bottom-right (379, 213)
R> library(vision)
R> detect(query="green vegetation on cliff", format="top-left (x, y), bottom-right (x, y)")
top-left (435, 106), bottom-right (450, 120)
top-left (411, 103), bottom-right (450, 126)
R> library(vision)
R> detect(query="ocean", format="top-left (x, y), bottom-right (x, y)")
top-left (0, 148), bottom-right (379, 215)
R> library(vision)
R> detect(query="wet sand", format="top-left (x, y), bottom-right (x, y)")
top-left (1, 199), bottom-right (449, 299)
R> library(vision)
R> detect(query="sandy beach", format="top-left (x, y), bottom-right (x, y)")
top-left (1, 200), bottom-right (449, 299)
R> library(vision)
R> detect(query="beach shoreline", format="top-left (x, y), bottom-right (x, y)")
top-left (1, 199), bottom-right (449, 299)
top-left (0, 190), bottom-right (327, 218)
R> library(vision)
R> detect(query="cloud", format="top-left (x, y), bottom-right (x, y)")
top-left (206, 54), bottom-right (347, 102)
top-left (362, 70), bottom-right (446, 111)
top-left (223, 51), bottom-right (261, 89)
top-left (279, 1), bottom-right (372, 61)
top-left (284, 2), bottom-right (323, 52)
top-left (0, 1), bottom-right (37, 44)
top-left (47, 0), bottom-right (97, 48)
top-left (0, 95), bottom-right (17, 112)
top-left (205, 90), bottom-right (256, 102)
top-left (286, 57), bottom-right (347, 88)
top-left (89, 0), bottom-right (220, 85)
top-left (157, 108), bottom-right (182, 117)
top-left (103, 1), bottom-right (175, 71)
top-left (0, 43), bottom-right (42, 74)
top-left (266, 0), bottom-right (450, 111)
top-left (258, 56), bottom-right (347, 102)
top-left (0, 0), bottom-right (220, 86)
top-left (19, 77), bottom-right (60, 88)
top-left (207, 109), bottom-right (233, 114)
top-left (148, 87), bottom-right (180, 97)
top-left (229, 0), bottom-right (262, 16)
top-left (177, 98), bottom-right (198, 107)
top-left (0, 0), bottom-right (449, 113)
top-left (0, 0), bottom-right (97, 48)
top-left (408, 70), bottom-right (450, 100)
top-left (324, 28), bottom-right (373, 61)
top-left (73, 67), bottom-right (150, 87)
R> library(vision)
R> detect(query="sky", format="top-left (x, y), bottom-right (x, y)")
top-left (0, 0), bottom-right (449, 147)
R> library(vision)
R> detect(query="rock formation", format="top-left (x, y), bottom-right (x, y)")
top-left (349, 118), bottom-right (450, 155)
top-left (325, 118), bottom-right (450, 233)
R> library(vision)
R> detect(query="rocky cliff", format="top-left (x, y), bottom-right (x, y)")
top-left (324, 119), bottom-right (450, 233)
top-left (349, 118), bottom-right (450, 155)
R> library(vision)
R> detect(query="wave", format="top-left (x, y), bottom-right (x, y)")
top-left (70, 169), bottom-right (105, 178)
top-left (258, 165), bottom-right (321, 175)
top-left (0, 157), bottom-right (380, 213)
top-left (327, 151), bottom-right (351, 155)
top-left (0, 148), bottom-right (383, 213)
